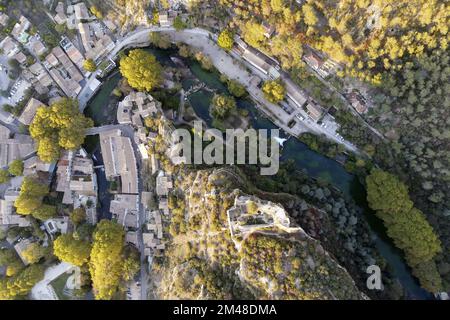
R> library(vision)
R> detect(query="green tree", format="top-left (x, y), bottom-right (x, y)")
top-left (0, 249), bottom-right (24, 277)
top-left (53, 234), bottom-right (91, 267)
top-left (119, 49), bottom-right (163, 92)
top-left (83, 59), bottom-right (97, 72)
top-left (262, 80), bottom-right (286, 103)
top-left (227, 79), bottom-right (246, 98)
top-left (29, 98), bottom-right (93, 162)
top-left (89, 220), bottom-right (125, 300)
top-left (173, 16), bottom-right (186, 31)
top-left (211, 94), bottom-right (236, 119)
top-left (70, 208), bottom-right (86, 226)
top-left (8, 160), bottom-right (23, 176)
top-left (217, 29), bottom-right (234, 51)
top-left (412, 260), bottom-right (442, 293)
top-left (365, 169), bottom-right (442, 292)
top-left (0, 169), bottom-right (10, 184)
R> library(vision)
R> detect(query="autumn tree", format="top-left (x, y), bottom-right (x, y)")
top-left (262, 80), bottom-right (286, 103)
top-left (210, 94), bottom-right (236, 119)
top-left (70, 208), bottom-right (86, 227)
top-left (14, 177), bottom-right (56, 221)
top-left (89, 220), bottom-right (125, 300)
top-left (0, 264), bottom-right (44, 300)
top-left (8, 160), bottom-right (23, 176)
top-left (217, 29), bottom-right (234, 51)
top-left (119, 49), bottom-right (163, 92)
top-left (83, 59), bottom-right (97, 72)
top-left (21, 243), bottom-right (48, 264)
top-left (241, 21), bottom-right (266, 48)
top-left (302, 3), bottom-right (318, 26)
top-left (53, 234), bottom-right (91, 267)
top-left (29, 98), bottom-right (93, 163)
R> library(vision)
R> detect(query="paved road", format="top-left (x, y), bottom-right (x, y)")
top-left (31, 262), bottom-right (75, 300)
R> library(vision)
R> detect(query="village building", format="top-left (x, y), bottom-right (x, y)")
top-left (99, 129), bottom-right (138, 194)
top-left (303, 51), bottom-right (340, 78)
top-left (0, 181), bottom-right (30, 228)
top-left (44, 217), bottom-right (69, 237)
top-left (78, 22), bottom-right (115, 62)
top-left (0, 36), bottom-right (20, 57)
top-left (101, 132), bottom-right (138, 194)
top-left (14, 238), bottom-right (35, 265)
top-left (60, 37), bottom-right (85, 72)
top-left (56, 150), bottom-right (98, 205)
top-left (54, 2), bottom-right (68, 25)
top-left (284, 78), bottom-right (308, 110)
top-left (0, 12), bottom-right (9, 26)
top-left (22, 156), bottom-right (53, 177)
top-left (305, 100), bottom-right (324, 122)
top-left (29, 62), bottom-right (53, 88)
top-left (0, 124), bottom-right (35, 169)
top-left (18, 98), bottom-right (46, 126)
top-left (11, 16), bottom-right (31, 43)
top-left (13, 51), bottom-right (27, 65)
top-left (110, 194), bottom-right (139, 229)
top-left (235, 37), bottom-right (280, 78)
top-left (73, 2), bottom-right (91, 21)
top-left (348, 91), bottom-right (368, 114)
top-left (156, 172), bottom-right (173, 197)
top-left (159, 12), bottom-right (172, 27)
top-left (117, 92), bottom-right (160, 126)
top-left (29, 39), bottom-right (47, 56)
top-left (262, 22), bottom-right (275, 38)
top-left (44, 46), bottom-right (83, 97)
top-left (126, 231), bottom-right (139, 247)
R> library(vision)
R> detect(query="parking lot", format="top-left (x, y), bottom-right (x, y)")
top-left (6, 79), bottom-right (31, 105)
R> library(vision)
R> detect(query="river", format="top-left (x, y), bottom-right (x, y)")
top-left (83, 47), bottom-right (430, 299)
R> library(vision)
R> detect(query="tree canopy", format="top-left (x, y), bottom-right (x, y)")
top-left (262, 80), bottom-right (286, 103)
top-left (14, 176), bottom-right (56, 221)
top-left (210, 94), bottom-right (236, 119)
top-left (366, 169), bottom-right (442, 292)
top-left (29, 98), bottom-right (93, 163)
top-left (89, 220), bottom-right (125, 300)
top-left (0, 264), bottom-right (44, 300)
top-left (53, 234), bottom-right (91, 267)
top-left (0, 169), bottom-right (9, 184)
top-left (83, 59), bottom-right (97, 72)
top-left (217, 29), bottom-right (234, 51)
top-left (8, 160), bottom-right (23, 177)
top-left (119, 49), bottom-right (163, 92)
